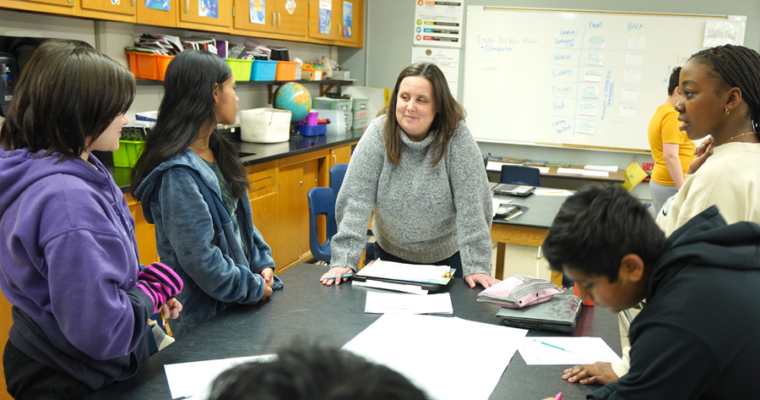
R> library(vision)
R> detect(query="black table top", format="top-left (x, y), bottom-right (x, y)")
top-left (103, 130), bottom-right (365, 193)
top-left (493, 192), bottom-right (569, 230)
top-left (88, 264), bottom-right (620, 400)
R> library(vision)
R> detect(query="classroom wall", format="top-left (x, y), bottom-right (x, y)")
top-left (350, 0), bottom-right (760, 199)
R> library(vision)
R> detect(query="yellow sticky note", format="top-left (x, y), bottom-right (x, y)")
top-left (621, 161), bottom-right (647, 192)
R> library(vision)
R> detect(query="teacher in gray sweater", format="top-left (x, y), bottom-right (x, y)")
top-left (320, 62), bottom-right (496, 289)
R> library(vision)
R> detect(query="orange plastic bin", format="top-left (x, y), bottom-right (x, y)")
top-left (275, 61), bottom-right (297, 81)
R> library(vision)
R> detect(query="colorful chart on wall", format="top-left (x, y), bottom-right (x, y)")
top-left (199, 0), bottom-right (218, 18)
top-left (413, 0), bottom-right (464, 48)
top-left (343, 1), bottom-right (353, 38)
top-left (145, 0), bottom-right (170, 11)
top-left (250, 0), bottom-right (265, 24)
top-left (319, 0), bottom-right (332, 35)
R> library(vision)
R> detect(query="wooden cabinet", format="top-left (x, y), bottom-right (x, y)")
top-left (234, 0), bottom-right (307, 39)
top-left (233, 0), bottom-right (274, 34)
top-left (246, 161), bottom-right (278, 264)
top-left (330, 144), bottom-right (352, 166)
top-left (78, 0), bottom-right (136, 23)
top-left (0, 293), bottom-right (12, 400)
top-left (137, 0), bottom-right (177, 27)
top-left (308, 0), bottom-right (363, 47)
top-left (177, 0), bottom-right (232, 32)
top-left (126, 194), bottom-right (158, 265)
top-left (308, 0), bottom-right (337, 41)
top-left (275, 158), bottom-right (319, 268)
top-left (0, 0), bottom-right (76, 15)
top-left (273, 0), bottom-right (307, 37)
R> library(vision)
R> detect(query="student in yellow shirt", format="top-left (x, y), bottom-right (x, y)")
top-left (647, 67), bottom-right (695, 215)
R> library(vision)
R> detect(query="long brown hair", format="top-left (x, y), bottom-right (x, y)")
top-left (382, 62), bottom-right (465, 166)
top-left (0, 40), bottom-right (135, 160)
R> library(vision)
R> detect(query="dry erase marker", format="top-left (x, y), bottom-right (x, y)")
top-left (326, 273), bottom-right (354, 279)
top-left (532, 339), bottom-right (572, 352)
top-left (554, 392), bottom-right (563, 400)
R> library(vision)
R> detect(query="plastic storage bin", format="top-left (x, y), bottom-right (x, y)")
top-left (352, 118), bottom-right (369, 130)
top-left (275, 61), bottom-right (297, 81)
top-left (315, 109), bottom-right (352, 135)
top-left (252, 60), bottom-right (278, 81)
top-left (225, 59), bottom-right (254, 81)
top-left (127, 52), bottom-right (175, 81)
top-left (352, 98), bottom-right (369, 111)
top-left (352, 110), bottom-right (369, 120)
top-left (312, 97), bottom-right (351, 112)
top-left (156, 55), bottom-right (173, 81)
top-left (240, 108), bottom-right (292, 143)
top-left (113, 140), bottom-right (145, 168)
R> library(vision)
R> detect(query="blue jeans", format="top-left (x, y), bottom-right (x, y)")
top-left (370, 242), bottom-right (464, 278)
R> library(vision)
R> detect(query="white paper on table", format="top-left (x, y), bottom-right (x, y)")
top-left (587, 36), bottom-right (605, 48)
top-left (623, 70), bottom-right (642, 83)
top-left (557, 168), bottom-right (609, 177)
top-left (584, 165), bottom-right (618, 172)
top-left (365, 292), bottom-right (453, 314)
top-left (487, 161), bottom-right (523, 172)
top-left (534, 188), bottom-right (573, 196)
top-left (353, 280), bottom-right (428, 295)
top-left (581, 86), bottom-right (599, 99)
top-left (577, 120), bottom-right (595, 134)
top-left (356, 259), bottom-right (451, 284)
top-left (518, 337), bottom-right (622, 365)
top-left (343, 315), bottom-right (528, 400)
top-left (583, 69), bottom-right (603, 82)
top-left (492, 198), bottom-right (513, 217)
top-left (165, 355), bottom-right (276, 399)
top-left (627, 36), bottom-right (646, 49)
top-left (585, 52), bottom-right (604, 66)
top-left (625, 53), bottom-right (644, 66)
top-left (537, 167), bottom-right (550, 173)
top-left (619, 105), bottom-right (638, 119)
top-left (621, 88), bottom-right (640, 102)
top-left (578, 102), bottom-right (597, 116)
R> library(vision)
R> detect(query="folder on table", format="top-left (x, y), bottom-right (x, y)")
top-left (353, 259), bottom-right (455, 293)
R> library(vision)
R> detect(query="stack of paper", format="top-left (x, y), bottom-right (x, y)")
top-left (557, 168), bottom-right (610, 177)
top-left (364, 292), bottom-right (453, 314)
top-left (353, 280), bottom-right (428, 294)
top-left (164, 355), bottom-right (276, 399)
top-left (584, 165), bottom-right (619, 172)
top-left (343, 315), bottom-right (528, 400)
top-left (518, 337), bottom-right (622, 365)
top-left (356, 259), bottom-right (453, 285)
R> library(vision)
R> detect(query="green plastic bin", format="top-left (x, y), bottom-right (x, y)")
top-left (113, 140), bottom-right (145, 168)
top-left (225, 59), bottom-right (254, 81)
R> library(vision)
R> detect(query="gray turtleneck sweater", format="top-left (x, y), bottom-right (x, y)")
top-left (330, 115), bottom-right (493, 277)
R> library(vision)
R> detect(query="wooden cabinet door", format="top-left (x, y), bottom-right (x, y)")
top-left (276, 159), bottom-right (319, 267)
top-left (137, 0), bottom-right (177, 26)
top-left (330, 144), bottom-right (352, 166)
top-left (233, 0), bottom-right (274, 34)
top-left (0, 293), bottom-right (12, 400)
top-left (308, 0), bottom-right (338, 41)
top-left (178, 0), bottom-right (232, 30)
top-left (273, 0), bottom-right (307, 37)
top-left (250, 191), bottom-right (278, 265)
top-left (334, 0), bottom-right (361, 46)
top-left (126, 194), bottom-right (158, 266)
top-left (0, 0), bottom-right (76, 15)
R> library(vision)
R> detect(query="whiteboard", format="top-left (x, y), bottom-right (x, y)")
top-left (462, 7), bottom-right (746, 151)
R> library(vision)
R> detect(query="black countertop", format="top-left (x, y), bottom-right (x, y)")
top-left (104, 130), bottom-right (365, 193)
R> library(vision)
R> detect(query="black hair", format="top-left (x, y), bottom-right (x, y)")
top-left (0, 39), bottom-right (135, 160)
top-left (668, 66), bottom-right (681, 96)
top-left (690, 44), bottom-right (760, 129)
top-left (130, 50), bottom-right (249, 199)
top-left (543, 185), bottom-right (666, 283)
top-left (206, 347), bottom-right (428, 400)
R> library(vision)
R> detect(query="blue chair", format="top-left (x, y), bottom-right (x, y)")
top-left (329, 163), bottom-right (348, 197)
top-left (500, 165), bottom-right (541, 186)
top-left (307, 187), bottom-right (338, 263)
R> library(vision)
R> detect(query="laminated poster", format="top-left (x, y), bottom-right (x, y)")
top-left (145, 0), bottom-right (170, 11)
top-left (199, 0), bottom-right (218, 18)
top-left (319, 0), bottom-right (332, 35)
top-left (413, 0), bottom-right (464, 48)
top-left (342, 1), bottom-right (353, 38)
top-left (250, 0), bottom-right (265, 24)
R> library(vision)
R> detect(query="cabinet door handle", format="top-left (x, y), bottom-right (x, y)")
top-left (278, 12), bottom-right (281, 27)
top-left (333, 154), bottom-right (337, 164)
top-left (339, 23), bottom-right (342, 35)
top-left (131, 0), bottom-right (135, 6)
top-left (272, 11), bottom-right (276, 27)
top-left (185, 0), bottom-right (189, 13)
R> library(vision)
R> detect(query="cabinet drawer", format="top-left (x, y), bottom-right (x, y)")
top-left (248, 183), bottom-right (276, 199)
top-left (246, 161), bottom-right (276, 182)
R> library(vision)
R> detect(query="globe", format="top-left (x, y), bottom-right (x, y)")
top-left (274, 82), bottom-right (312, 123)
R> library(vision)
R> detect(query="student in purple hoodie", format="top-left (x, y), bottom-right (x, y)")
top-left (0, 40), bottom-right (184, 400)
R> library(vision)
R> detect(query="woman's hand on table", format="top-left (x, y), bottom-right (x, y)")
top-left (562, 362), bottom-right (619, 385)
top-left (320, 266), bottom-right (354, 286)
top-left (465, 273), bottom-right (500, 289)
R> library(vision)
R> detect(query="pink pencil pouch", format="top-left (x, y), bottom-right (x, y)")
top-left (477, 274), bottom-right (561, 308)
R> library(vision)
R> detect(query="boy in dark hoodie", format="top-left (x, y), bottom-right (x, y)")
top-left (539, 185), bottom-right (760, 400)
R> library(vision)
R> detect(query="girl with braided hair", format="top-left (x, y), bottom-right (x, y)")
top-left (656, 44), bottom-right (760, 235)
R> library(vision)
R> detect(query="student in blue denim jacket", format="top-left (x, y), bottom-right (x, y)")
top-left (130, 50), bottom-right (280, 338)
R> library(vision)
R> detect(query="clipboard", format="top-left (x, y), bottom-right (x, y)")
top-left (354, 262), bottom-right (456, 293)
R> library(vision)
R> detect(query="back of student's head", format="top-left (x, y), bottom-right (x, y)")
top-left (543, 185), bottom-right (666, 282)
top-left (668, 66), bottom-right (681, 96)
top-left (205, 347), bottom-right (428, 400)
top-left (130, 50), bottom-right (248, 199)
top-left (689, 44), bottom-right (760, 128)
top-left (0, 39), bottom-right (135, 159)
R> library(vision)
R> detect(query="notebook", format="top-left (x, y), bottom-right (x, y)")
top-left (495, 294), bottom-right (583, 333)
top-left (493, 183), bottom-right (535, 197)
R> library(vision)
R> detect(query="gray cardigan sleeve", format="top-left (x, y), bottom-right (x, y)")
top-left (447, 123), bottom-right (494, 276)
top-left (330, 118), bottom-right (387, 271)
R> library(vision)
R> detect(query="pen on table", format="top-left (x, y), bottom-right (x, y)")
top-left (325, 273), bottom-right (354, 279)
top-left (554, 392), bottom-right (563, 400)
top-left (532, 339), bottom-right (572, 352)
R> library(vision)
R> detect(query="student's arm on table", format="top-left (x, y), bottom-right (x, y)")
top-left (662, 143), bottom-right (686, 190)
top-left (562, 362), bottom-right (619, 385)
top-left (159, 169), bottom-right (272, 303)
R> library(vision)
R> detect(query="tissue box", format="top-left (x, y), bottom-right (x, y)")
top-left (332, 70), bottom-right (350, 80)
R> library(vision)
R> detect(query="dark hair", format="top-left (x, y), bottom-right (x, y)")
top-left (206, 347), bottom-right (427, 400)
top-left (668, 66), bottom-right (681, 96)
top-left (0, 40), bottom-right (135, 160)
top-left (383, 62), bottom-right (465, 166)
top-left (130, 50), bottom-right (249, 199)
top-left (689, 44), bottom-right (760, 127)
top-left (543, 185), bottom-right (666, 283)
